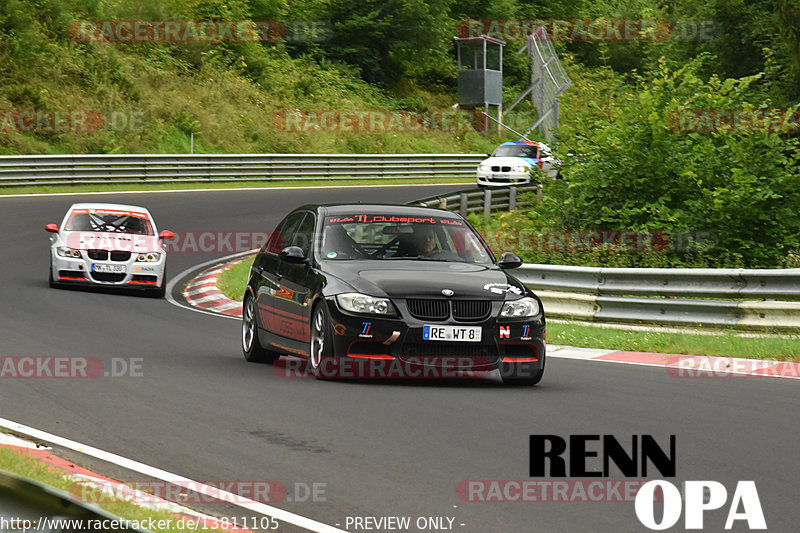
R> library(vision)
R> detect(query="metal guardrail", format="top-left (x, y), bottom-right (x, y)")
top-left (0, 153), bottom-right (486, 186)
top-left (413, 184), bottom-right (539, 220)
top-left (513, 265), bottom-right (800, 330)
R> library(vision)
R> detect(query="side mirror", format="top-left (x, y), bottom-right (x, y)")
top-left (498, 251), bottom-right (523, 269)
top-left (486, 153), bottom-right (493, 157)
top-left (279, 246), bottom-right (307, 264)
top-left (159, 230), bottom-right (175, 240)
top-left (44, 223), bottom-right (59, 233)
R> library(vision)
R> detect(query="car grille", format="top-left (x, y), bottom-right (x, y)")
top-left (491, 165), bottom-right (511, 172)
top-left (406, 299), bottom-right (491, 321)
top-left (406, 299), bottom-right (449, 320)
top-left (87, 250), bottom-right (108, 260)
top-left (452, 300), bottom-right (491, 321)
top-left (89, 272), bottom-right (126, 282)
top-left (87, 250), bottom-right (131, 261)
top-left (400, 342), bottom-right (499, 367)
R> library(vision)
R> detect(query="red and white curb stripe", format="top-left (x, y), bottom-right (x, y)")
top-left (182, 259), bottom-right (247, 317)
top-left (181, 258), bottom-right (799, 381)
top-left (549, 345), bottom-right (800, 379)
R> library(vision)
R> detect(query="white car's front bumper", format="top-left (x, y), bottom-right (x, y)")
top-left (476, 169), bottom-right (532, 187)
top-left (50, 251), bottom-right (165, 289)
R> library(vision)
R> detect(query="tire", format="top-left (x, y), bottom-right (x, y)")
top-left (242, 294), bottom-right (278, 364)
top-left (500, 356), bottom-right (545, 386)
top-left (309, 303), bottom-right (337, 379)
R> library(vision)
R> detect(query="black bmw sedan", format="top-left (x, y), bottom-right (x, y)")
top-left (241, 204), bottom-right (546, 385)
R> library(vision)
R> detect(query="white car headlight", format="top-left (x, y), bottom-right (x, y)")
top-left (500, 297), bottom-right (540, 318)
top-left (56, 247), bottom-right (81, 258)
top-left (136, 252), bottom-right (161, 262)
top-left (479, 164), bottom-right (491, 172)
top-left (336, 293), bottom-right (395, 315)
top-left (512, 165), bottom-right (529, 172)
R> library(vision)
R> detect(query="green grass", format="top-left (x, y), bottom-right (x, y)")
top-left (548, 321), bottom-right (800, 362)
top-left (216, 256), bottom-right (255, 301)
top-left (0, 177), bottom-right (472, 196)
top-left (0, 444), bottom-right (229, 532)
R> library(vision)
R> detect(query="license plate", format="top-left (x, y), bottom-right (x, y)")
top-left (91, 263), bottom-right (126, 273)
top-left (423, 325), bottom-right (481, 342)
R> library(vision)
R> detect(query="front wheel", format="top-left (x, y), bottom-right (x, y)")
top-left (500, 357), bottom-right (545, 386)
top-left (309, 303), bottom-right (337, 379)
top-left (242, 295), bottom-right (278, 364)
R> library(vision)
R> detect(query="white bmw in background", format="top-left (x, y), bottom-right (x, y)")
top-left (45, 203), bottom-right (174, 297)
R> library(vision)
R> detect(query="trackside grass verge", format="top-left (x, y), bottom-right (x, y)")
top-left (216, 256), bottom-right (255, 302)
top-left (0, 178), bottom-right (472, 196)
top-left (0, 444), bottom-right (229, 533)
top-left (548, 321), bottom-right (800, 362)
top-left (215, 256), bottom-right (800, 361)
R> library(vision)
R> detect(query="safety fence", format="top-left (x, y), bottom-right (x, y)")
top-left (0, 153), bottom-right (486, 186)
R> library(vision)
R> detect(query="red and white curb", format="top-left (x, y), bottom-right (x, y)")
top-left (181, 258), bottom-right (799, 381)
top-left (182, 259), bottom-right (248, 317)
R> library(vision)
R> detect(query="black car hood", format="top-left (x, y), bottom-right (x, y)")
top-left (321, 260), bottom-right (527, 300)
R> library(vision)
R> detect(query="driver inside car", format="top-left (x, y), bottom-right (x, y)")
top-left (395, 225), bottom-right (438, 257)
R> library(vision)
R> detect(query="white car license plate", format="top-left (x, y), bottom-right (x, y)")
top-left (423, 325), bottom-right (481, 342)
top-left (91, 263), bottom-right (126, 273)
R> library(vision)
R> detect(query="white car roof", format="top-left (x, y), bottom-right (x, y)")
top-left (67, 203), bottom-right (152, 217)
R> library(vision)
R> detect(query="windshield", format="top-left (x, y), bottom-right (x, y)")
top-left (64, 208), bottom-right (154, 235)
top-left (492, 144), bottom-right (539, 158)
top-left (319, 214), bottom-right (493, 264)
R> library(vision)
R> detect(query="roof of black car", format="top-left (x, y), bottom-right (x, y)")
top-left (311, 204), bottom-right (461, 218)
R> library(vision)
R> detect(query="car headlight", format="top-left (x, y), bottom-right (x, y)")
top-left (479, 164), bottom-right (491, 172)
top-left (56, 247), bottom-right (81, 258)
top-left (512, 165), bottom-right (529, 172)
top-left (136, 252), bottom-right (161, 262)
top-left (336, 293), bottom-right (395, 315)
top-left (500, 297), bottom-right (540, 318)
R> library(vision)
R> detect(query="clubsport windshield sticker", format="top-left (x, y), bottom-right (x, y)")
top-left (326, 215), bottom-right (463, 225)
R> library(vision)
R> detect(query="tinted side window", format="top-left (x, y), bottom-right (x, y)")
top-left (291, 213), bottom-right (316, 257)
top-left (264, 212), bottom-right (304, 254)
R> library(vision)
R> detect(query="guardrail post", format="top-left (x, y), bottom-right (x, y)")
top-left (509, 186), bottom-right (517, 211)
top-left (484, 189), bottom-right (491, 223)
top-left (459, 192), bottom-right (467, 217)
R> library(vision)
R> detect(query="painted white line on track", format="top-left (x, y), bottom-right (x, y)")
top-left (0, 417), bottom-right (348, 533)
top-left (0, 182), bottom-right (472, 199)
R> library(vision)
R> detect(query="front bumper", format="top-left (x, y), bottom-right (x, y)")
top-left (321, 296), bottom-right (545, 378)
top-left (51, 252), bottom-right (165, 289)
top-left (477, 169), bottom-right (532, 187)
